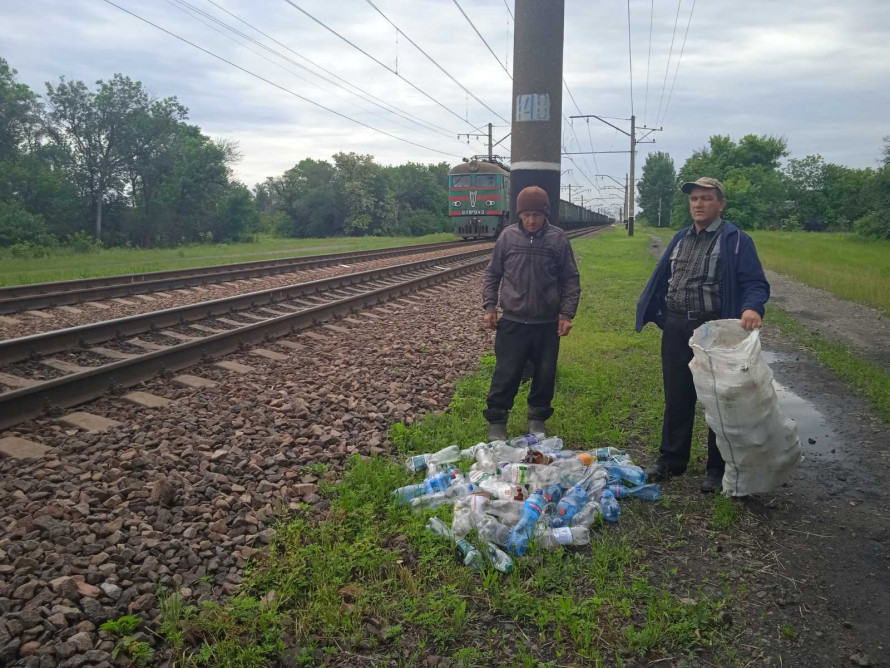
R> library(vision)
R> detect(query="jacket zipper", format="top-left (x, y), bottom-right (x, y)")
top-left (526, 234), bottom-right (534, 323)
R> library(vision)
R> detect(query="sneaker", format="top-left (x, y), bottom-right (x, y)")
top-left (487, 422), bottom-right (507, 442)
top-left (699, 471), bottom-right (723, 494)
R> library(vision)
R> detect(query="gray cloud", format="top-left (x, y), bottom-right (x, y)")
top-left (2, 0), bottom-right (887, 200)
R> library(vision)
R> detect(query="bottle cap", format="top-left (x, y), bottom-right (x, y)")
top-left (577, 453), bottom-right (593, 466)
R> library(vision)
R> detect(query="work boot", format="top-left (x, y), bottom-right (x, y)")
top-left (644, 457), bottom-right (681, 482)
top-left (699, 471), bottom-right (723, 494)
top-left (527, 419), bottom-right (547, 436)
top-left (487, 422), bottom-right (507, 442)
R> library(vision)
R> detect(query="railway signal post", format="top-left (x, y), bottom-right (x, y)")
top-left (510, 0), bottom-right (565, 226)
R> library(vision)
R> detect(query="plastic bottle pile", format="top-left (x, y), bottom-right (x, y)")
top-left (393, 435), bottom-right (662, 573)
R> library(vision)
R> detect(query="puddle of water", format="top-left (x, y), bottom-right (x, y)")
top-left (771, 379), bottom-right (838, 461)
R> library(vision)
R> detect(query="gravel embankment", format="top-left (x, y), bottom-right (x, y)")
top-left (0, 245), bottom-right (491, 341)
top-left (0, 273), bottom-right (491, 667)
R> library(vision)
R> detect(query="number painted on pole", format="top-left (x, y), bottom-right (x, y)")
top-left (515, 93), bottom-right (551, 122)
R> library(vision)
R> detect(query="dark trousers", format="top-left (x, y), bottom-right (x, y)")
top-left (484, 320), bottom-right (560, 423)
top-left (660, 314), bottom-right (725, 475)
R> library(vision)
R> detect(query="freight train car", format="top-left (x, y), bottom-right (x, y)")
top-left (448, 159), bottom-right (612, 239)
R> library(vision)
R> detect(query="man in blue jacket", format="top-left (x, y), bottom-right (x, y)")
top-left (636, 177), bottom-right (770, 492)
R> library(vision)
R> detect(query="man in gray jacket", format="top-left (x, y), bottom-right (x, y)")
top-left (482, 186), bottom-right (581, 440)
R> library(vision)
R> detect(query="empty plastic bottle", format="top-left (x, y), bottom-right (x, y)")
top-left (426, 516), bottom-right (452, 537)
top-left (604, 462), bottom-right (647, 487)
top-left (607, 483), bottom-right (662, 501)
top-left (392, 470), bottom-right (457, 504)
top-left (491, 442), bottom-right (528, 463)
top-left (460, 442), bottom-right (488, 459)
top-left (482, 542), bottom-right (514, 573)
top-left (501, 433), bottom-right (543, 449)
top-left (544, 483), bottom-right (564, 506)
top-left (550, 484), bottom-right (589, 528)
top-left (472, 447), bottom-right (497, 473)
top-left (488, 499), bottom-right (523, 525)
top-left (505, 488), bottom-right (546, 556)
top-left (408, 482), bottom-right (483, 511)
top-left (597, 489), bottom-right (621, 523)
top-left (454, 538), bottom-right (485, 570)
top-left (476, 515), bottom-right (511, 546)
top-left (570, 501), bottom-right (601, 528)
top-left (405, 445), bottom-right (460, 474)
top-left (534, 525), bottom-right (591, 548)
top-left (591, 446), bottom-right (626, 461)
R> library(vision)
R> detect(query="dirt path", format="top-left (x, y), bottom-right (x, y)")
top-left (647, 235), bottom-right (889, 666)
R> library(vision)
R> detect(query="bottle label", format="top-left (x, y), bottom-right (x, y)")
top-left (553, 527), bottom-right (573, 545)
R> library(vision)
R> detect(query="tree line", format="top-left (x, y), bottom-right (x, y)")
top-left (636, 135), bottom-right (890, 239)
top-left (0, 58), bottom-right (452, 252)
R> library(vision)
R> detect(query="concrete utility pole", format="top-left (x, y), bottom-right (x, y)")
top-left (488, 123), bottom-right (493, 162)
top-left (510, 0), bottom-right (565, 225)
top-left (624, 174), bottom-right (629, 229)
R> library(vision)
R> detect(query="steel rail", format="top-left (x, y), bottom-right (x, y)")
top-left (0, 247), bottom-right (493, 366)
top-left (0, 256), bottom-right (489, 430)
top-left (0, 239), bottom-right (486, 314)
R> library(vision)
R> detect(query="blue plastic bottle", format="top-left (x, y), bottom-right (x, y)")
top-left (604, 462), bottom-right (647, 487)
top-left (608, 483), bottom-right (662, 501)
top-left (505, 488), bottom-right (546, 556)
top-left (597, 489), bottom-right (621, 523)
top-left (391, 470), bottom-right (456, 504)
top-left (544, 483), bottom-right (564, 506)
top-left (550, 484), bottom-right (589, 528)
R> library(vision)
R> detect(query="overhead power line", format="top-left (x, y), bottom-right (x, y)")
top-left (169, 0), bottom-right (456, 141)
top-left (100, 0), bottom-right (461, 158)
top-left (502, 0), bottom-right (514, 21)
top-left (655, 0), bottom-right (683, 126)
top-left (281, 0), bottom-right (486, 133)
top-left (200, 0), bottom-right (459, 139)
top-left (451, 0), bottom-right (512, 80)
top-left (363, 0), bottom-right (509, 124)
top-left (659, 0), bottom-right (696, 127)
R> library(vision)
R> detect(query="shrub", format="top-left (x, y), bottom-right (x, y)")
top-left (0, 200), bottom-right (54, 247)
top-left (66, 230), bottom-right (104, 253)
top-left (854, 211), bottom-right (890, 239)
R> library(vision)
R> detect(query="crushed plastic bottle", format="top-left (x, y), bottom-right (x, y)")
top-left (392, 470), bottom-right (457, 505)
top-left (426, 517), bottom-right (484, 570)
top-left (534, 525), bottom-right (591, 548)
top-left (570, 500), bottom-right (602, 528)
top-left (488, 499), bottom-right (523, 525)
top-left (408, 482), bottom-right (483, 511)
top-left (491, 441), bottom-right (528, 463)
top-left (550, 484), bottom-right (589, 528)
top-left (505, 489), bottom-right (546, 556)
top-left (405, 445), bottom-right (460, 474)
top-left (606, 483), bottom-right (662, 501)
top-left (597, 489), bottom-right (621, 523)
top-left (460, 442), bottom-right (488, 459)
top-left (476, 515), bottom-right (511, 546)
top-left (604, 462), bottom-right (647, 487)
top-left (501, 433), bottom-right (543, 449)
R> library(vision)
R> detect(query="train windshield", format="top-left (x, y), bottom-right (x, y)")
top-left (475, 174), bottom-right (498, 187)
top-left (451, 175), bottom-right (472, 187)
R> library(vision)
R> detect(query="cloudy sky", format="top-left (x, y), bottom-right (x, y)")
top-left (3, 0), bottom-right (888, 212)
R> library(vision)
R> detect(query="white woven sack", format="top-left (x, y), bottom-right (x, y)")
top-left (689, 320), bottom-right (802, 496)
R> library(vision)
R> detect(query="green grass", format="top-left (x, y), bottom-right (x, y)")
top-left (640, 225), bottom-right (890, 314)
top-left (767, 304), bottom-right (890, 422)
top-left (157, 230), bottom-right (738, 666)
top-left (0, 233), bottom-right (454, 287)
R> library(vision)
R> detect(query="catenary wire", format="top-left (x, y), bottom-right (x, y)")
top-left (503, 0), bottom-right (514, 21)
top-left (658, 0), bottom-right (696, 127)
top-left (169, 0), bottom-right (457, 141)
top-left (451, 0), bottom-right (512, 80)
top-left (363, 0), bottom-right (509, 124)
top-left (655, 0), bottom-right (683, 126)
top-left (100, 0), bottom-right (462, 158)
top-left (198, 0), bottom-right (460, 138)
top-left (281, 0), bottom-right (488, 134)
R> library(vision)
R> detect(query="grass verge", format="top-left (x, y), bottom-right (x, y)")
top-left (766, 304), bottom-right (890, 422)
top-left (0, 233), bottom-right (454, 287)
top-left (155, 230), bottom-right (739, 666)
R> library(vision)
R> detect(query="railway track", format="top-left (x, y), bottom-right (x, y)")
top-left (0, 226), bottom-right (604, 430)
top-left (0, 239), bottom-right (486, 315)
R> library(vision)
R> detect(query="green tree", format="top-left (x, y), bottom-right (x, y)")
top-left (333, 152), bottom-right (396, 236)
top-left (636, 151), bottom-right (676, 227)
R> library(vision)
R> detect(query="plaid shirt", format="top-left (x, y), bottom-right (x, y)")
top-left (666, 218), bottom-right (724, 317)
